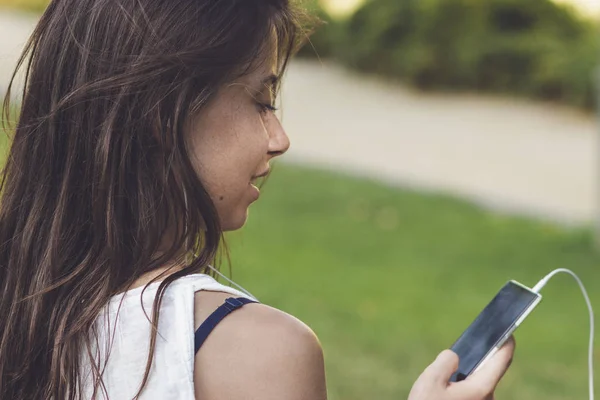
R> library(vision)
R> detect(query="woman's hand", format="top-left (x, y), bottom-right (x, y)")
top-left (408, 337), bottom-right (515, 400)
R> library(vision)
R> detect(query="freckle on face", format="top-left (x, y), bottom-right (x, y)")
top-left (219, 196), bottom-right (224, 201)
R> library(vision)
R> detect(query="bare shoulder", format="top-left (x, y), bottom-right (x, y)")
top-left (193, 291), bottom-right (327, 400)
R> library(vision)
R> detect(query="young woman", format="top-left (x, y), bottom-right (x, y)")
top-left (0, 0), bottom-right (514, 399)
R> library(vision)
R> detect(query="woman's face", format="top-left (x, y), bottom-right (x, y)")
top-left (187, 46), bottom-right (289, 231)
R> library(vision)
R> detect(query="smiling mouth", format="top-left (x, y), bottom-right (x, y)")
top-left (251, 168), bottom-right (270, 183)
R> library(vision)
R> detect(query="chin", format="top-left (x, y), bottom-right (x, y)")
top-left (221, 209), bottom-right (249, 232)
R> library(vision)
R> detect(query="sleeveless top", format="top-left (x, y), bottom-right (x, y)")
top-left (80, 273), bottom-right (257, 399)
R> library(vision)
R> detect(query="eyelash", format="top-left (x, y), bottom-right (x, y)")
top-left (258, 102), bottom-right (278, 114)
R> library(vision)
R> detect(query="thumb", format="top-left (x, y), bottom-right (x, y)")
top-left (422, 350), bottom-right (460, 385)
top-left (465, 336), bottom-right (516, 394)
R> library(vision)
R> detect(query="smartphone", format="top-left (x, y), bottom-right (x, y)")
top-left (449, 280), bottom-right (541, 382)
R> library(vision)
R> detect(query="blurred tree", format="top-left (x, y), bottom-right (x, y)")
top-left (302, 0), bottom-right (598, 109)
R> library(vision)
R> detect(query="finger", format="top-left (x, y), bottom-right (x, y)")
top-left (422, 350), bottom-right (460, 385)
top-left (468, 336), bottom-right (516, 392)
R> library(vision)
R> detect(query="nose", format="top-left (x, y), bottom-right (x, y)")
top-left (267, 114), bottom-right (290, 158)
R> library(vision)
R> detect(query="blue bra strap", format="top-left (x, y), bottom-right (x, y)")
top-left (194, 297), bottom-right (258, 354)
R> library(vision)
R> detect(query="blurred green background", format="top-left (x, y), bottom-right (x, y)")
top-left (228, 164), bottom-right (598, 399)
top-left (0, 0), bottom-right (599, 399)
top-left (298, 0), bottom-right (599, 110)
top-left (0, 0), bottom-right (45, 12)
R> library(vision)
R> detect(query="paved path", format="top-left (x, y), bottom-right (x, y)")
top-left (1, 9), bottom-right (598, 225)
top-left (0, 10), bottom-right (37, 95)
top-left (281, 61), bottom-right (597, 225)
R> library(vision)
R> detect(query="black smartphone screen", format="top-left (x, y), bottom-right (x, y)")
top-left (449, 281), bottom-right (539, 382)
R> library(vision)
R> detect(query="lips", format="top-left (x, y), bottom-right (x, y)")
top-left (251, 168), bottom-right (270, 182)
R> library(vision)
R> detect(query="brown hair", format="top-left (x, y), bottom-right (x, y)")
top-left (0, 0), bottom-right (309, 398)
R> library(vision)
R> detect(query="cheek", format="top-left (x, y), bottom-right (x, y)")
top-left (186, 96), bottom-right (270, 227)
top-left (199, 118), bottom-right (267, 202)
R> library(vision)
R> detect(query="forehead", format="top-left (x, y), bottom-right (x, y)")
top-left (235, 32), bottom-right (279, 89)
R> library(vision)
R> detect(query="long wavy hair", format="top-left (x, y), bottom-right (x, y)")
top-left (0, 0), bottom-right (309, 398)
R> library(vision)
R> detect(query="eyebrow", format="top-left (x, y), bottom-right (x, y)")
top-left (261, 74), bottom-right (279, 88)
top-left (237, 73), bottom-right (280, 97)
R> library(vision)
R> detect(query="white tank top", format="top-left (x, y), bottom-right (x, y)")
top-left (80, 274), bottom-right (252, 399)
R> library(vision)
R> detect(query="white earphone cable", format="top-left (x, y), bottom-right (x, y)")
top-left (205, 264), bottom-right (258, 302)
top-left (530, 268), bottom-right (594, 400)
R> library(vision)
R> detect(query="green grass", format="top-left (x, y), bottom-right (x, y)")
top-left (0, 105), bottom-right (16, 165)
top-left (226, 163), bottom-right (599, 400)
top-left (0, 0), bottom-right (47, 13)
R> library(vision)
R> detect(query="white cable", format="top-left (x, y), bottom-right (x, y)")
top-left (182, 189), bottom-right (258, 302)
top-left (205, 264), bottom-right (259, 302)
top-left (530, 268), bottom-right (594, 400)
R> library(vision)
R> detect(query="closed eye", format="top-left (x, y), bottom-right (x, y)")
top-left (258, 102), bottom-right (278, 114)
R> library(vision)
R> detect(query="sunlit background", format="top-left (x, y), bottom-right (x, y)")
top-left (324, 0), bottom-right (600, 17)
top-left (0, 0), bottom-right (599, 399)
